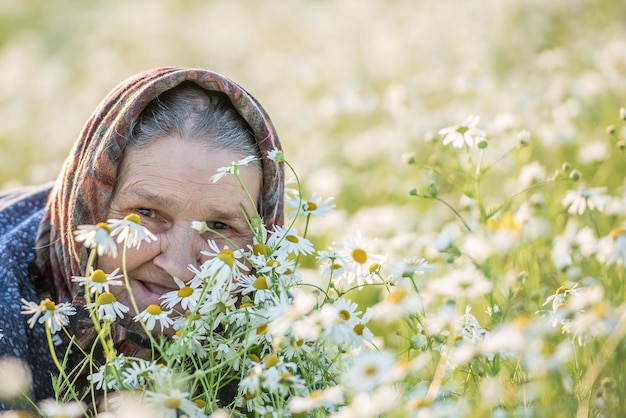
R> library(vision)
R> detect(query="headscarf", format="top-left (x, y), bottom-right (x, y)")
top-left (32, 67), bottom-right (284, 355)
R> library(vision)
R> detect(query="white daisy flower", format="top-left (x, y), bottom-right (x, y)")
top-left (561, 187), bottom-right (609, 215)
top-left (596, 227), bottom-right (626, 266)
top-left (108, 213), bottom-right (157, 249)
top-left (198, 241), bottom-right (249, 285)
top-left (237, 274), bottom-right (275, 304)
top-left (341, 351), bottom-right (396, 393)
top-left (267, 225), bottom-right (315, 256)
top-left (210, 155), bottom-right (258, 183)
top-left (87, 292), bottom-right (129, 320)
top-left (316, 249), bottom-right (348, 279)
top-left (160, 276), bottom-right (202, 310)
top-left (145, 388), bottom-right (198, 418)
top-left (288, 386), bottom-right (345, 414)
top-left (266, 147), bottom-right (285, 162)
top-left (38, 399), bottom-right (86, 418)
top-left (74, 222), bottom-right (118, 258)
top-left (20, 298), bottom-right (76, 334)
top-left (438, 115), bottom-right (486, 148)
top-left (332, 231), bottom-right (385, 287)
top-left (134, 304), bottom-right (174, 332)
top-left (388, 257), bottom-right (434, 285)
top-left (71, 268), bottom-right (124, 294)
top-left (543, 284), bottom-right (580, 312)
top-left (121, 359), bottom-right (159, 389)
top-left (286, 192), bottom-right (335, 219)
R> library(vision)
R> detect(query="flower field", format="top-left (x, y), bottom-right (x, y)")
top-left (1, 0), bottom-right (626, 417)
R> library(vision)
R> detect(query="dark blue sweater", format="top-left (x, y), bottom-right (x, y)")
top-left (0, 184), bottom-right (57, 409)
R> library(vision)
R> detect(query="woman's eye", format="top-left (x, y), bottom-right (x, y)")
top-left (136, 208), bottom-right (156, 218)
top-left (208, 221), bottom-right (229, 230)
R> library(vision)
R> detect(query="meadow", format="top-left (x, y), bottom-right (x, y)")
top-left (1, 0), bottom-right (626, 416)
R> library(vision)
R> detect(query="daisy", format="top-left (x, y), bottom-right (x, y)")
top-left (316, 249), bottom-right (348, 279)
top-left (198, 241), bottom-right (249, 284)
top-left (388, 257), bottom-right (434, 285)
top-left (20, 298), bottom-right (76, 334)
top-left (160, 276), bottom-right (202, 310)
top-left (340, 351), bottom-right (396, 393)
top-left (438, 115), bottom-right (486, 148)
top-left (561, 186), bottom-right (609, 215)
top-left (596, 227), bottom-right (626, 266)
top-left (267, 225), bottom-right (314, 256)
top-left (210, 155), bottom-right (258, 183)
top-left (286, 192), bottom-right (335, 219)
top-left (74, 222), bottom-right (118, 258)
top-left (251, 250), bottom-right (296, 277)
top-left (237, 274), bottom-right (275, 304)
top-left (288, 386), bottom-right (345, 414)
top-left (145, 388), bottom-right (198, 418)
top-left (427, 265), bottom-right (493, 299)
top-left (121, 359), bottom-right (158, 389)
top-left (332, 231), bottom-right (385, 287)
top-left (266, 147), bottom-right (285, 162)
top-left (543, 284), bottom-right (580, 312)
top-left (108, 213), bottom-right (157, 249)
top-left (38, 399), bottom-right (86, 418)
top-left (87, 292), bottom-right (129, 321)
top-left (71, 268), bottom-right (124, 294)
top-left (134, 304), bottom-right (174, 332)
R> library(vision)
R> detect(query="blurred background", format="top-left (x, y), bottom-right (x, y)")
top-left (1, 0), bottom-right (625, 245)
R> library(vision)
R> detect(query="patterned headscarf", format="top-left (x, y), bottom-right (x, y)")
top-left (34, 66), bottom-right (284, 308)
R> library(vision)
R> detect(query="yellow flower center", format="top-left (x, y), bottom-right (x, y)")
top-left (253, 243), bottom-right (267, 255)
top-left (39, 300), bottom-right (56, 311)
top-left (266, 259), bottom-right (280, 267)
top-left (253, 276), bottom-right (269, 290)
top-left (178, 287), bottom-right (193, 298)
top-left (264, 354), bottom-right (280, 368)
top-left (368, 263), bottom-right (380, 274)
top-left (385, 289), bottom-right (407, 304)
top-left (95, 222), bottom-right (112, 234)
top-left (162, 397), bottom-right (181, 410)
top-left (338, 309), bottom-right (351, 321)
top-left (193, 399), bottom-right (206, 408)
top-left (96, 292), bottom-right (116, 305)
top-left (330, 262), bottom-right (342, 270)
top-left (610, 228), bottom-right (626, 238)
top-left (364, 366), bottom-right (377, 376)
top-left (257, 324), bottom-right (267, 334)
top-left (90, 269), bottom-right (108, 283)
top-left (240, 302), bottom-right (254, 308)
top-left (124, 213), bottom-right (141, 225)
top-left (353, 324), bottom-right (365, 335)
top-left (146, 304), bottom-right (162, 315)
top-left (555, 286), bottom-right (570, 295)
top-left (351, 248), bottom-right (368, 264)
top-left (217, 249), bottom-right (235, 269)
top-left (305, 201), bottom-right (318, 211)
top-left (247, 353), bottom-right (261, 363)
top-left (286, 234), bottom-right (299, 243)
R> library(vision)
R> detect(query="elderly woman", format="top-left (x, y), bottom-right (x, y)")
top-left (0, 67), bottom-right (284, 408)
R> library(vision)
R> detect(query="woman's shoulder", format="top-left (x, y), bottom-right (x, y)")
top-left (0, 183), bottom-right (52, 235)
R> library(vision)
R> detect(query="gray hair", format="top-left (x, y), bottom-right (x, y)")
top-left (127, 82), bottom-right (261, 166)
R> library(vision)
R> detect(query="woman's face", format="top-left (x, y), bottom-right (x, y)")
top-left (98, 135), bottom-right (261, 318)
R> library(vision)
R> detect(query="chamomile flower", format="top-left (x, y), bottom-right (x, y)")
top-left (71, 268), bottom-right (124, 294)
top-left (121, 359), bottom-right (159, 389)
top-left (596, 227), bottom-right (626, 266)
top-left (87, 292), bottom-right (129, 321)
top-left (134, 304), bottom-right (174, 332)
top-left (267, 225), bottom-right (315, 256)
top-left (38, 399), bottom-right (86, 418)
top-left (266, 147), bottom-right (285, 162)
top-left (198, 241), bottom-right (249, 284)
top-left (288, 386), bottom-right (345, 414)
top-left (286, 192), bottom-right (336, 219)
top-left (316, 249), bottom-right (348, 278)
top-left (145, 388), bottom-right (198, 418)
top-left (341, 351), bottom-right (396, 393)
top-left (388, 257), bottom-right (434, 285)
top-left (332, 231), bottom-right (385, 287)
top-left (210, 155), bottom-right (258, 183)
top-left (543, 284), bottom-right (580, 312)
top-left (108, 214), bottom-right (157, 249)
top-left (20, 298), bottom-right (76, 334)
top-left (74, 222), bottom-right (118, 258)
top-left (160, 277), bottom-right (202, 310)
top-left (561, 186), bottom-right (609, 215)
top-left (238, 274), bottom-right (275, 304)
top-left (438, 115), bottom-right (486, 148)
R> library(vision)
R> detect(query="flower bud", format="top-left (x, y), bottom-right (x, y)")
top-left (620, 107), bottom-right (626, 120)
top-left (517, 130), bottom-right (531, 146)
top-left (569, 169), bottom-right (581, 181)
top-left (477, 137), bottom-right (488, 149)
top-left (607, 125), bottom-right (616, 135)
top-left (402, 152), bottom-right (416, 165)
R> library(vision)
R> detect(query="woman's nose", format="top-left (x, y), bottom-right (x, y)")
top-left (152, 224), bottom-right (206, 281)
